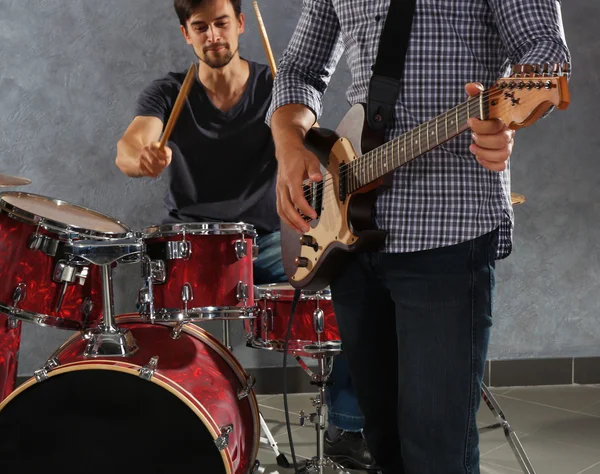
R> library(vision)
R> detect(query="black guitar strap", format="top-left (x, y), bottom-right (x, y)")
top-left (366, 0), bottom-right (417, 131)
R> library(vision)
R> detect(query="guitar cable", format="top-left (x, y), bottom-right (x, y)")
top-left (282, 287), bottom-right (302, 473)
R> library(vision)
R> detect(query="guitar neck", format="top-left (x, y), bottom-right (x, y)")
top-left (347, 93), bottom-right (490, 192)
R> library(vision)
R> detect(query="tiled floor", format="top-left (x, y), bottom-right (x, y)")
top-left (254, 384), bottom-right (600, 473)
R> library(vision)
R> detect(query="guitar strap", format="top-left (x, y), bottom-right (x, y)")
top-left (366, 0), bottom-right (417, 131)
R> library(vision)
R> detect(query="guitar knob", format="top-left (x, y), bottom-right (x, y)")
top-left (300, 235), bottom-right (318, 251)
top-left (295, 257), bottom-right (309, 268)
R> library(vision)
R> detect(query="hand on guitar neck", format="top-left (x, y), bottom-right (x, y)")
top-left (465, 83), bottom-right (515, 173)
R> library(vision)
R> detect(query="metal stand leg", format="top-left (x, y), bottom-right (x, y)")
top-left (259, 411), bottom-right (291, 468)
top-left (222, 319), bottom-right (232, 351)
top-left (296, 356), bottom-right (348, 474)
top-left (479, 383), bottom-right (537, 474)
top-left (83, 264), bottom-right (138, 358)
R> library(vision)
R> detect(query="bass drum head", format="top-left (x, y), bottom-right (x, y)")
top-left (0, 365), bottom-right (226, 474)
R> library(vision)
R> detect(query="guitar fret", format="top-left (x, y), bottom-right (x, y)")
top-left (455, 107), bottom-right (459, 134)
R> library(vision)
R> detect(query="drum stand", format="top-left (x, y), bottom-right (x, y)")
top-left (479, 383), bottom-right (536, 474)
top-left (65, 239), bottom-right (141, 358)
top-left (295, 354), bottom-right (347, 474)
top-left (220, 319), bottom-right (291, 468)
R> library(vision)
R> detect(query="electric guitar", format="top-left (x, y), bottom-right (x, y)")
top-left (281, 63), bottom-right (571, 290)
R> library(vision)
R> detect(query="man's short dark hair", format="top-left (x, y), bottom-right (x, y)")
top-left (174, 0), bottom-right (242, 27)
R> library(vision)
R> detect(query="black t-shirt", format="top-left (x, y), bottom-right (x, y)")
top-left (135, 60), bottom-right (279, 233)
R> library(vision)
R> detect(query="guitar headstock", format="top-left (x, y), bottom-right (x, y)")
top-left (487, 63), bottom-right (570, 130)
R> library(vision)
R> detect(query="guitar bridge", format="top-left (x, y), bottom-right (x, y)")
top-left (299, 181), bottom-right (323, 222)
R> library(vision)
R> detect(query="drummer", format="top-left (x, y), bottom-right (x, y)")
top-left (114, 0), bottom-right (375, 470)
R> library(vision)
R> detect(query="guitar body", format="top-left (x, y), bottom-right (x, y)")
top-left (281, 104), bottom-right (389, 290)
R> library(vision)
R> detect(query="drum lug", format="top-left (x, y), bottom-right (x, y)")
top-left (237, 282), bottom-right (249, 302)
top-left (139, 356), bottom-right (159, 381)
top-left (250, 460), bottom-right (261, 473)
top-left (171, 322), bottom-right (186, 340)
top-left (214, 424), bottom-right (234, 451)
top-left (312, 308), bottom-right (325, 336)
top-left (29, 232), bottom-right (59, 256)
top-left (234, 240), bottom-right (248, 260)
top-left (237, 375), bottom-right (256, 400)
top-left (143, 259), bottom-right (166, 284)
top-left (6, 316), bottom-right (19, 329)
top-left (262, 307), bottom-right (274, 333)
top-left (166, 241), bottom-right (192, 260)
top-left (252, 242), bottom-right (259, 261)
top-left (12, 283), bottom-right (26, 306)
top-left (33, 357), bottom-right (60, 382)
top-left (81, 298), bottom-right (94, 324)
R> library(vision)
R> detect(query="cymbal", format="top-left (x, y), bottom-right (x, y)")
top-left (511, 192), bottom-right (526, 205)
top-left (0, 174), bottom-right (31, 187)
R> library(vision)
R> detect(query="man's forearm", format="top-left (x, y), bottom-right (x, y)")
top-left (115, 137), bottom-right (144, 178)
top-left (270, 104), bottom-right (316, 156)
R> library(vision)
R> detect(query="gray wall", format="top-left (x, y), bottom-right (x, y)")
top-left (0, 1), bottom-right (597, 376)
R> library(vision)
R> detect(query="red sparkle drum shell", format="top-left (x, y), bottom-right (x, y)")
top-left (0, 314), bottom-right (21, 403)
top-left (139, 222), bottom-right (257, 322)
top-left (0, 314), bottom-right (260, 474)
top-left (245, 283), bottom-right (342, 357)
top-left (0, 192), bottom-right (131, 330)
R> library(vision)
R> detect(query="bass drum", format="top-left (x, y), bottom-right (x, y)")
top-left (0, 314), bottom-right (260, 474)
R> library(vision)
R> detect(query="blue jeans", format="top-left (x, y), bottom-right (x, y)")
top-left (254, 231), bottom-right (364, 432)
top-left (330, 230), bottom-right (497, 474)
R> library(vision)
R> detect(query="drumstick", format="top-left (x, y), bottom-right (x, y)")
top-left (253, 0), bottom-right (277, 76)
top-left (252, 0), bottom-right (320, 128)
top-left (159, 62), bottom-right (197, 150)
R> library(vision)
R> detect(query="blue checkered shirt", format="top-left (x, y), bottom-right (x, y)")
top-left (266, 0), bottom-right (570, 258)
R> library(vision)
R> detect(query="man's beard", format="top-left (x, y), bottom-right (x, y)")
top-left (196, 42), bottom-right (239, 69)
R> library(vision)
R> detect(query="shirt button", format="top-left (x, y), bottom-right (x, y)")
top-left (375, 14), bottom-right (381, 22)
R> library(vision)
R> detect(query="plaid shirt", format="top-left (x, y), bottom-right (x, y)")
top-left (267, 0), bottom-right (570, 258)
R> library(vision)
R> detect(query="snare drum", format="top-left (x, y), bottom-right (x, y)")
top-left (0, 313), bottom-right (260, 474)
top-left (245, 283), bottom-right (342, 357)
top-left (139, 222), bottom-right (258, 323)
top-left (0, 192), bottom-right (131, 330)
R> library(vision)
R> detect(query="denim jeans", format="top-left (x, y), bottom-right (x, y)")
top-left (254, 231), bottom-right (364, 432)
top-left (329, 229), bottom-right (498, 474)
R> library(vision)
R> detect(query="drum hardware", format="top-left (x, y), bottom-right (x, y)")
top-left (138, 355), bottom-right (159, 381)
top-left (6, 316), bottom-right (18, 330)
top-left (296, 357), bottom-right (347, 474)
top-left (166, 240), bottom-right (191, 260)
top-left (215, 424), bottom-right (234, 451)
top-left (171, 322), bottom-right (186, 340)
top-left (65, 238), bottom-right (142, 357)
top-left (237, 375), bottom-right (256, 400)
top-left (52, 259), bottom-right (89, 312)
top-left (28, 230), bottom-right (60, 256)
top-left (234, 239), bottom-right (248, 259)
top-left (222, 320), bottom-right (232, 351)
top-left (480, 383), bottom-right (536, 473)
top-left (33, 357), bottom-right (60, 383)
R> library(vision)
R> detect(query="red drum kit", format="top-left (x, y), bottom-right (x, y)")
top-left (0, 175), bottom-right (345, 474)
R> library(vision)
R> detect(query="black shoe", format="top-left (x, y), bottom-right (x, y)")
top-left (324, 428), bottom-right (379, 470)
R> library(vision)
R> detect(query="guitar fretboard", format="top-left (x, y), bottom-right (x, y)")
top-left (347, 93), bottom-right (490, 192)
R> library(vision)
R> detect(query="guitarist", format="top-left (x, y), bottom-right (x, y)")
top-left (115, 0), bottom-right (375, 469)
top-left (268, 1), bottom-right (570, 473)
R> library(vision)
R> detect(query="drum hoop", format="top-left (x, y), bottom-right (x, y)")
top-left (0, 361), bottom-right (233, 474)
top-left (0, 302), bottom-right (87, 331)
top-left (0, 191), bottom-right (131, 239)
top-left (141, 222), bottom-right (257, 239)
top-left (255, 283), bottom-right (332, 301)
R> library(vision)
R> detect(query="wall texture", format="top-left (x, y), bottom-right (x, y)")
top-left (0, 0), bottom-right (597, 376)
